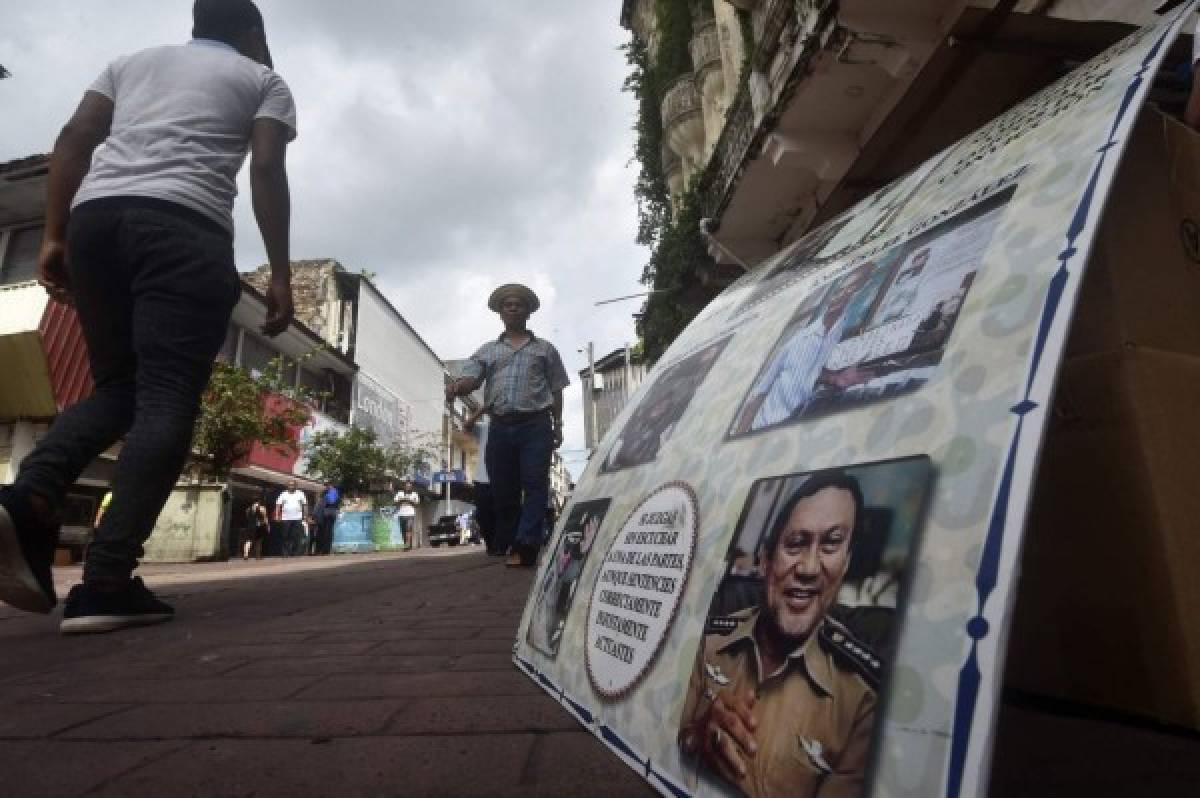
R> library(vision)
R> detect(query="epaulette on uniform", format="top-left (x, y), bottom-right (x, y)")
top-left (820, 618), bottom-right (882, 691)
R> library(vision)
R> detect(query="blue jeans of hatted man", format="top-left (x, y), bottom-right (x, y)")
top-left (10, 197), bottom-right (240, 585)
top-left (485, 415), bottom-right (553, 555)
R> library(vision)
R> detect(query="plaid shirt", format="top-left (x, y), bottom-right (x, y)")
top-left (463, 331), bottom-right (570, 416)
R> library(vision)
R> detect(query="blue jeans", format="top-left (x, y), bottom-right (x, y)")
top-left (11, 198), bottom-right (239, 584)
top-left (485, 415), bottom-right (553, 554)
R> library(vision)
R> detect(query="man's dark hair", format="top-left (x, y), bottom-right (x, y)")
top-left (761, 469), bottom-right (864, 558)
top-left (193, 0), bottom-right (267, 58)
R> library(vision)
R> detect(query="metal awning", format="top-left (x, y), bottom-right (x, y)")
top-left (230, 464), bottom-right (324, 493)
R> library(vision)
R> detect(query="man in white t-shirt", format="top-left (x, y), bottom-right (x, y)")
top-left (393, 482), bottom-right (421, 549)
top-left (0, 0), bottom-right (299, 634)
top-left (275, 481), bottom-right (308, 557)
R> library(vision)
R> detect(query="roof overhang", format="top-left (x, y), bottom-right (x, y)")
top-left (0, 282), bottom-right (54, 418)
top-left (0, 156), bottom-right (48, 228)
top-left (233, 281), bottom-right (358, 376)
top-left (704, 2), bottom-right (1163, 264)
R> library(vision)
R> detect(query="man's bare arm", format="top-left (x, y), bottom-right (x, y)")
top-left (250, 118), bottom-right (293, 337)
top-left (38, 90), bottom-right (113, 302)
top-left (446, 375), bottom-right (483, 400)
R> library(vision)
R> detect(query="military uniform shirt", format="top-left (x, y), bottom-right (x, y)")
top-left (678, 609), bottom-right (878, 798)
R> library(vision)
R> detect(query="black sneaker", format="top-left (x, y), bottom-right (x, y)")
top-left (0, 489), bottom-right (58, 614)
top-left (60, 577), bottom-right (174, 635)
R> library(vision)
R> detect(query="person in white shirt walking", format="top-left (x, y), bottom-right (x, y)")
top-left (393, 482), bottom-right (421, 549)
top-left (275, 481), bottom-right (308, 557)
top-left (0, 0), bottom-right (297, 634)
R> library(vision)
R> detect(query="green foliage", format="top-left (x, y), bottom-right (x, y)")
top-left (623, 0), bottom-right (718, 362)
top-left (303, 425), bottom-right (436, 494)
top-left (192, 360), bottom-right (312, 480)
top-left (637, 186), bottom-right (715, 361)
top-left (622, 36), bottom-right (670, 249)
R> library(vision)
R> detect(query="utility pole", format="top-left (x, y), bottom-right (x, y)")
top-left (587, 341), bottom-right (597, 449)
top-left (623, 342), bottom-right (633, 403)
top-left (443, 402), bottom-right (453, 518)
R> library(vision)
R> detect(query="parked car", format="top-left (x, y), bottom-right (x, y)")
top-left (428, 515), bottom-right (463, 547)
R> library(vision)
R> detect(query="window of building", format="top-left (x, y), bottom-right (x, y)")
top-left (1, 225), bottom-right (43, 285)
top-left (299, 367), bottom-right (327, 398)
top-left (239, 332), bottom-right (277, 379)
top-left (279, 355), bottom-right (299, 389)
top-left (326, 372), bottom-right (352, 423)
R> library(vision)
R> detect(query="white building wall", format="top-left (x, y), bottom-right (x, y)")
top-left (353, 281), bottom-right (446, 447)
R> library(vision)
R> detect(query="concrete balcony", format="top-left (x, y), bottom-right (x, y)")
top-left (661, 73), bottom-right (706, 177)
top-left (0, 281), bottom-right (92, 419)
top-left (691, 20), bottom-right (727, 152)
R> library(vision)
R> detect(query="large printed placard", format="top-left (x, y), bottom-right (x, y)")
top-left (513, 8), bottom-right (1196, 798)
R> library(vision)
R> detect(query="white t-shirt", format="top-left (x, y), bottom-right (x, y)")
top-left (276, 490), bottom-right (307, 522)
top-left (394, 490), bottom-right (420, 518)
top-left (73, 39), bottom-right (298, 233)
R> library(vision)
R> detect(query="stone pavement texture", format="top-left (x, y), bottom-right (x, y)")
top-left (0, 549), bottom-right (653, 798)
top-left (2, 548), bottom-right (1200, 797)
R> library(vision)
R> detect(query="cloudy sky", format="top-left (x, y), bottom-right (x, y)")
top-left (0, 1), bottom-right (647, 477)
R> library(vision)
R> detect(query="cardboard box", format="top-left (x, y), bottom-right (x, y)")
top-left (1064, 108), bottom-right (1200, 358)
top-left (1006, 347), bottom-right (1200, 728)
top-left (1007, 107), bottom-right (1200, 729)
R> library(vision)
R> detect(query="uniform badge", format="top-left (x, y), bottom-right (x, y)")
top-left (799, 736), bottom-right (833, 774)
top-left (704, 662), bottom-right (731, 687)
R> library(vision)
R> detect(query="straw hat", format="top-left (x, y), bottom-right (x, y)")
top-left (487, 283), bottom-right (540, 313)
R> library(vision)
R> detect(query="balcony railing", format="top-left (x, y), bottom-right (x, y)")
top-left (700, 0), bottom-right (837, 217)
top-left (702, 84), bottom-right (755, 217)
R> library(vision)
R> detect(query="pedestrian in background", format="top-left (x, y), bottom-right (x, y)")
top-left (243, 496), bottom-right (269, 560)
top-left (275, 481), bottom-right (307, 557)
top-left (446, 284), bottom-right (569, 568)
top-left (0, 0), bottom-right (296, 633)
top-left (312, 481), bottom-right (340, 555)
top-left (393, 481), bottom-right (420, 549)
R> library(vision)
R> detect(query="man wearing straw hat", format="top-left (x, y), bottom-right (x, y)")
top-left (446, 284), bottom-right (569, 567)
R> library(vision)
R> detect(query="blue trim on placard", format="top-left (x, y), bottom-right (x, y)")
top-left (561, 692), bottom-right (596, 725)
top-left (513, 652), bottom-right (699, 798)
top-left (649, 767), bottom-right (693, 798)
top-left (601, 724), bottom-right (642, 764)
top-left (943, 14), bottom-right (1182, 798)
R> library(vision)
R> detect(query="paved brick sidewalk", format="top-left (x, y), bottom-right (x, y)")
top-left (0, 550), bottom-right (653, 798)
top-left (5, 550), bottom-right (1200, 797)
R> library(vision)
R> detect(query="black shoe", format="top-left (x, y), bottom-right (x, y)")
top-left (0, 489), bottom-right (58, 614)
top-left (60, 577), bottom-right (174, 635)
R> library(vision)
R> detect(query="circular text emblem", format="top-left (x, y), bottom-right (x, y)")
top-left (586, 482), bottom-right (698, 699)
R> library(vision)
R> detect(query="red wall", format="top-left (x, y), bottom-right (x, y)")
top-left (39, 299), bottom-right (93, 411)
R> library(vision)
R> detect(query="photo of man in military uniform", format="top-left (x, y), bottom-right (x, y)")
top-left (678, 460), bottom-right (930, 797)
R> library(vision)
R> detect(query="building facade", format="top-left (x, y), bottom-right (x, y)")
top-left (244, 262), bottom-right (479, 534)
top-left (622, 0), bottom-right (1189, 345)
top-left (579, 345), bottom-right (648, 449)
